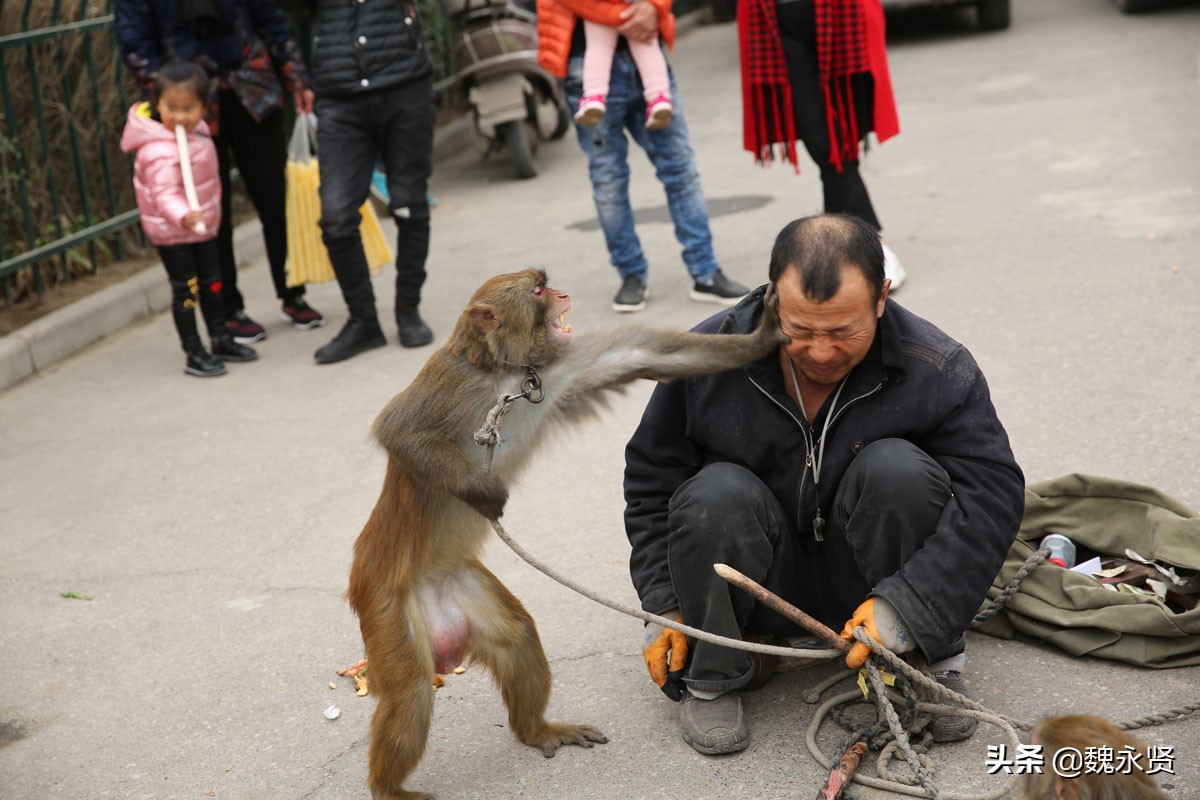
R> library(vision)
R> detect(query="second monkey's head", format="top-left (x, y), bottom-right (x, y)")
top-left (461, 269), bottom-right (573, 368)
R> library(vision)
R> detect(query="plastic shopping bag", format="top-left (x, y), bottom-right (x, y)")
top-left (284, 113), bottom-right (393, 287)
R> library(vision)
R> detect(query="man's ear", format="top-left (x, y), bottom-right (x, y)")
top-left (469, 303), bottom-right (502, 334)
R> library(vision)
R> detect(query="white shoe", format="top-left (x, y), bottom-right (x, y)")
top-left (882, 243), bottom-right (907, 291)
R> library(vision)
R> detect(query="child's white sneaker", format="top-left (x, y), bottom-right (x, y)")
top-left (574, 95), bottom-right (606, 127)
top-left (645, 94), bottom-right (673, 131)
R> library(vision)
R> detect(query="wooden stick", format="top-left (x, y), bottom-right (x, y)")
top-left (816, 740), bottom-right (868, 799)
top-left (175, 124), bottom-right (207, 234)
top-left (712, 563), bottom-right (850, 654)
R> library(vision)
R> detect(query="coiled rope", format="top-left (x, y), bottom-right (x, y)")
top-left (472, 390), bottom-right (1198, 798)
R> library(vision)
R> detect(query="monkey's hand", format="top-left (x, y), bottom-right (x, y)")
top-left (757, 283), bottom-right (790, 349)
top-left (463, 472), bottom-right (508, 520)
top-left (642, 612), bottom-right (688, 701)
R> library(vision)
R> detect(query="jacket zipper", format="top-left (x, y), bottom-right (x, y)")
top-left (748, 375), bottom-right (884, 541)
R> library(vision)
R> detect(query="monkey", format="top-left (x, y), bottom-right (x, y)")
top-left (1019, 715), bottom-right (1170, 800)
top-left (347, 268), bottom-right (785, 800)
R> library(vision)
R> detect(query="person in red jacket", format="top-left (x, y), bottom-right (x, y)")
top-left (573, 0), bottom-right (674, 131)
top-left (537, 0), bottom-right (756, 312)
top-left (739, 0), bottom-right (908, 289)
top-left (120, 61), bottom-right (258, 377)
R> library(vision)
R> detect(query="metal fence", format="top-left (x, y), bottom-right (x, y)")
top-left (0, 0), bottom-right (140, 309)
top-left (0, 0), bottom-right (703, 314)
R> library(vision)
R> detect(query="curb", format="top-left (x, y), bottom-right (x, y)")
top-left (0, 117), bottom-right (477, 394)
top-left (0, 6), bottom-right (713, 395)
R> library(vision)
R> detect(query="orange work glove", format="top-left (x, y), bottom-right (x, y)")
top-left (840, 596), bottom-right (916, 669)
top-left (642, 613), bottom-right (688, 701)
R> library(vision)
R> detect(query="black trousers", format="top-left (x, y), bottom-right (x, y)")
top-left (213, 90), bottom-right (303, 311)
top-left (665, 439), bottom-right (952, 694)
top-left (775, 0), bottom-right (881, 229)
top-left (157, 240), bottom-right (226, 352)
top-left (316, 79), bottom-right (434, 322)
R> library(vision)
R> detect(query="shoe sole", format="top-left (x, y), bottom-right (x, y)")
top-left (280, 312), bottom-right (327, 331)
top-left (231, 332), bottom-right (266, 345)
top-left (184, 366), bottom-right (227, 377)
top-left (681, 730), bottom-right (750, 755)
top-left (574, 108), bottom-right (604, 127)
top-left (689, 289), bottom-right (744, 306)
top-left (214, 352), bottom-right (259, 363)
top-left (314, 335), bottom-right (387, 364)
top-left (646, 109), bottom-right (672, 131)
top-left (613, 286), bottom-right (648, 313)
top-left (399, 331), bottom-right (434, 348)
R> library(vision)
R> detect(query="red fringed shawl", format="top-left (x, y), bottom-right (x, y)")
top-left (738, 0), bottom-right (899, 173)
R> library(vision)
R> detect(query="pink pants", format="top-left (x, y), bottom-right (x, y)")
top-left (581, 20), bottom-right (670, 102)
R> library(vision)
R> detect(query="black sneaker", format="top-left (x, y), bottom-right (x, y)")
top-left (929, 670), bottom-right (979, 743)
top-left (184, 349), bottom-right (227, 377)
top-left (211, 335), bottom-right (259, 363)
top-left (396, 306), bottom-right (434, 348)
top-left (314, 317), bottom-right (386, 364)
top-left (280, 298), bottom-right (326, 331)
top-left (612, 275), bottom-right (647, 312)
top-left (691, 270), bottom-right (750, 306)
top-left (227, 310), bottom-right (267, 344)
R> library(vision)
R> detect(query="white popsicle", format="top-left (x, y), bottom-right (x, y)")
top-left (175, 124), bottom-right (207, 235)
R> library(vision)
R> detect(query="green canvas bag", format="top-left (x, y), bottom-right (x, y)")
top-left (974, 473), bottom-right (1200, 668)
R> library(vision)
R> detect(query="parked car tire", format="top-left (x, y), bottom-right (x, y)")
top-left (977, 0), bottom-right (1011, 29)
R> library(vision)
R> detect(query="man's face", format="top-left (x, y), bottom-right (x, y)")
top-left (776, 264), bottom-right (887, 387)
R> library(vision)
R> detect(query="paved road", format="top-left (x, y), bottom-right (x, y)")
top-left (2, 0), bottom-right (1198, 797)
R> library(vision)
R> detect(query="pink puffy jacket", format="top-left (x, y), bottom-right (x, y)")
top-left (119, 102), bottom-right (221, 246)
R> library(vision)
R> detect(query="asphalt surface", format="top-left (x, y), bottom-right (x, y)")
top-left (2, 0), bottom-right (1199, 798)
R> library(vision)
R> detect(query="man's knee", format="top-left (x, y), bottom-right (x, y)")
top-left (668, 463), bottom-right (774, 544)
top-left (843, 438), bottom-right (950, 509)
top-left (319, 206), bottom-right (362, 245)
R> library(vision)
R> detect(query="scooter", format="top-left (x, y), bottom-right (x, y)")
top-left (441, 0), bottom-right (570, 179)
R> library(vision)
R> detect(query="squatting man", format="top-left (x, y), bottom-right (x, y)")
top-left (624, 213), bottom-right (1025, 754)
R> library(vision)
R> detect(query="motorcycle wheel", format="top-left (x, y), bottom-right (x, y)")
top-left (501, 119), bottom-right (538, 180)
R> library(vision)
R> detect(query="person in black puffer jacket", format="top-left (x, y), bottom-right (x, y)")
top-left (625, 214), bottom-right (1024, 756)
top-left (115, 0), bottom-right (325, 343)
top-left (307, 0), bottom-right (437, 364)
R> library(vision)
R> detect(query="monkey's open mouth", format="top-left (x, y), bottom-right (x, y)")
top-left (551, 308), bottom-right (572, 338)
top-left (552, 311), bottom-right (571, 338)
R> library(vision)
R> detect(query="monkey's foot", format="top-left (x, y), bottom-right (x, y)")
top-left (521, 722), bottom-right (608, 758)
top-left (432, 674), bottom-right (445, 690)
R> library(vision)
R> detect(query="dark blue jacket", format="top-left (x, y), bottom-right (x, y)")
top-left (115, 0), bottom-right (308, 123)
top-left (623, 286), bottom-right (1025, 660)
top-left (309, 0), bottom-right (432, 96)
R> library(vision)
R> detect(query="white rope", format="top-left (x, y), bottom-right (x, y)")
top-left (471, 391), bottom-right (1197, 799)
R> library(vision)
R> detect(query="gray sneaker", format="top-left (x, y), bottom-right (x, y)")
top-left (680, 692), bottom-right (749, 755)
top-left (690, 270), bottom-right (749, 306)
top-left (929, 670), bottom-right (979, 742)
top-left (612, 275), bottom-right (647, 312)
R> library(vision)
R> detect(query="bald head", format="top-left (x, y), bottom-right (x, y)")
top-left (768, 214), bottom-right (885, 302)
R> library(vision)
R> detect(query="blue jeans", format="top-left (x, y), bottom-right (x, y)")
top-left (565, 50), bottom-right (718, 283)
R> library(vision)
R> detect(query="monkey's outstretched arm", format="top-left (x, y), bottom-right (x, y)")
top-left (558, 287), bottom-right (786, 399)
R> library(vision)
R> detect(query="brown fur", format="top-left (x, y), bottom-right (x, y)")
top-left (348, 269), bottom-right (785, 799)
top-left (1020, 715), bottom-right (1170, 800)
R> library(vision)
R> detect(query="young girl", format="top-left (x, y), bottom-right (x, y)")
top-left (574, 2), bottom-right (676, 131)
top-left (119, 60), bottom-right (257, 377)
